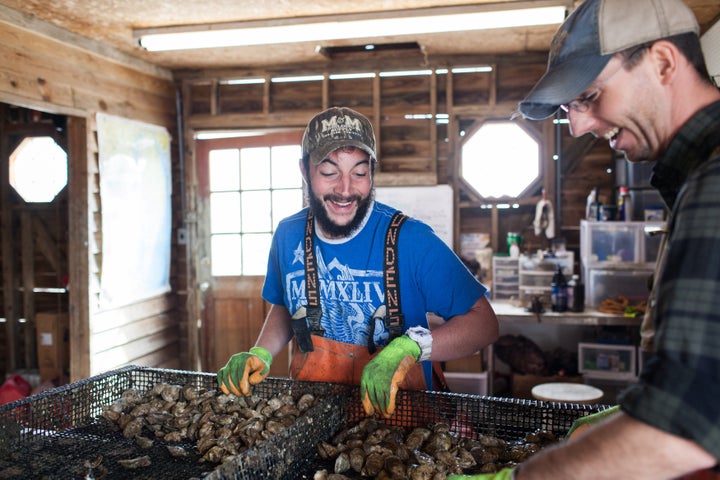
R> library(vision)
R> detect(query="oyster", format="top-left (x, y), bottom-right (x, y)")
top-left (101, 382), bottom-right (320, 467)
top-left (334, 452), bottom-right (350, 474)
top-left (167, 445), bottom-right (189, 457)
top-left (117, 455), bottom-right (151, 469)
top-left (314, 421), bottom-right (559, 478)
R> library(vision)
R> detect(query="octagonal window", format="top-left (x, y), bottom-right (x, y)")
top-left (10, 136), bottom-right (68, 203)
top-left (461, 121), bottom-right (539, 198)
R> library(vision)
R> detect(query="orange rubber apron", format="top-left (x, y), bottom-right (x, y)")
top-left (291, 210), bottom-right (447, 391)
top-left (289, 335), bottom-right (427, 389)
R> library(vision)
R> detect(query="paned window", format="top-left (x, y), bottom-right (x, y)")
top-left (461, 121), bottom-right (539, 198)
top-left (208, 144), bottom-right (302, 275)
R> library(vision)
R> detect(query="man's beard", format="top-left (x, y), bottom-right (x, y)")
top-left (308, 187), bottom-right (373, 238)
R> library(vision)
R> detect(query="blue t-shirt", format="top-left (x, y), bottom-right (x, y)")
top-left (262, 201), bottom-right (487, 386)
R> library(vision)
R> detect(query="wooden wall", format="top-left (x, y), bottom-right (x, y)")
top-left (0, 12), bottom-right (185, 381)
top-left (178, 57), bottom-right (614, 257)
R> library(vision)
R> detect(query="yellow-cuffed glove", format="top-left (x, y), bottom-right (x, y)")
top-left (360, 335), bottom-right (420, 418)
top-left (217, 346), bottom-right (272, 396)
top-left (447, 467), bottom-right (516, 480)
top-left (566, 405), bottom-right (621, 439)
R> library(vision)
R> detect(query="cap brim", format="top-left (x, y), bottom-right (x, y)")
top-left (519, 53), bottom-right (611, 120)
top-left (309, 140), bottom-right (377, 164)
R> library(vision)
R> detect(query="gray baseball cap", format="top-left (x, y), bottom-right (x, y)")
top-left (518, 0), bottom-right (699, 120)
top-left (301, 107), bottom-right (377, 165)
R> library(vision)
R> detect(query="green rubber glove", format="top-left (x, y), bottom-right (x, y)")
top-left (217, 346), bottom-right (272, 396)
top-left (360, 335), bottom-right (421, 418)
top-left (447, 467), bottom-right (515, 480)
top-left (566, 405), bottom-right (621, 439)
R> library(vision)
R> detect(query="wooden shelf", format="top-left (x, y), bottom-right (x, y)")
top-left (491, 300), bottom-right (642, 327)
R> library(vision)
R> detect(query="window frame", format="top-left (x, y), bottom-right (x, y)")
top-left (196, 131), bottom-right (304, 277)
top-left (459, 119), bottom-right (543, 201)
top-left (9, 135), bottom-right (68, 203)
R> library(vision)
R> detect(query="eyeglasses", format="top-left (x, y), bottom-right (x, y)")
top-left (560, 46), bottom-right (648, 114)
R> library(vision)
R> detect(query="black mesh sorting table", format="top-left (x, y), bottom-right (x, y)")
top-left (0, 365), bottom-right (609, 479)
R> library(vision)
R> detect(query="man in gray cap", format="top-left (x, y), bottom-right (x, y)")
top-left (217, 107), bottom-right (499, 418)
top-left (449, 0), bottom-right (719, 479)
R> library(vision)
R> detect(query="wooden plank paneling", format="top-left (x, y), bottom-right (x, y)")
top-left (0, 22), bottom-right (170, 91)
top-left (89, 295), bottom-right (179, 374)
top-left (67, 117), bottom-right (91, 381)
top-left (135, 344), bottom-right (182, 370)
top-left (92, 313), bottom-right (176, 353)
top-left (91, 328), bottom-right (180, 372)
top-left (92, 295), bottom-right (176, 333)
top-left (0, 24), bottom-right (174, 124)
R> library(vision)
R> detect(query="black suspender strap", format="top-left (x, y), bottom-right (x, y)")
top-left (368, 211), bottom-right (408, 354)
top-left (295, 209), bottom-right (408, 354)
top-left (291, 211), bottom-right (324, 353)
top-left (303, 211), bottom-right (323, 336)
top-left (383, 212), bottom-right (408, 337)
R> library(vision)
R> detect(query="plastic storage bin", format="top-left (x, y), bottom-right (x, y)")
top-left (492, 256), bottom-right (519, 300)
top-left (518, 253), bottom-right (573, 304)
top-left (586, 265), bottom-right (653, 307)
top-left (581, 221), bottom-right (641, 263)
top-left (642, 223), bottom-right (665, 262)
top-left (581, 220), bottom-right (663, 308)
top-left (581, 220), bottom-right (664, 265)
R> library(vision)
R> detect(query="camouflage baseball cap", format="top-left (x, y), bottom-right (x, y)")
top-left (302, 107), bottom-right (377, 164)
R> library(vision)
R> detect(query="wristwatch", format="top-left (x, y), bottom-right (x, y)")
top-left (406, 326), bottom-right (433, 362)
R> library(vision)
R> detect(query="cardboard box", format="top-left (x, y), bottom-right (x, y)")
top-left (443, 352), bottom-right (483, 373)
top-left (444, 371), bottom-right (488, 396)
top-left (511, 373), bottom-right (584, 399)
top-left (35, 312), bottom-right (69, 381)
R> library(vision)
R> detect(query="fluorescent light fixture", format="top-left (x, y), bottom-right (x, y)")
top-left (379, 69), bottom-right (433, 77)
top-left (436, 66), bottom-right (493, 74)
top-left (271, 74), bottom-right (325, 83)
top-left (220, 67), bottom-right (492, 85)
top-left (196, 131), bottom-right (262, 140)
top-left (221, 77), bottom-right (265, 85)
top-left (195, 128), bottom-right (299, 140)
top-left (135, 1), bottom-right (569, 52)
top-left (451, 66), bottom-right (494, 74)
top-left (404, 113), bottom-right (451, 124)
top-left (328, 72), bottom-right (376, 80)
top-left (220, 77), bottom-right (265, 85)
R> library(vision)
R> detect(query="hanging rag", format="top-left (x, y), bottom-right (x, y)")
top-left (533, 198), bottom-right (555, 239)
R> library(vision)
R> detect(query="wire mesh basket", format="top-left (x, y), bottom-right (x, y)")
top-left (0, 366), bottom-right (348, 479)
top-left (0, 365), bottom-right (607, 479)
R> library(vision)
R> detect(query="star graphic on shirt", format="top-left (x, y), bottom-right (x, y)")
top-left (292, 242), bottom-right (304, 265)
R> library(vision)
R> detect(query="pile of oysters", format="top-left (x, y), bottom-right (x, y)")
top-left (314, 418), bottom-right (559, 479)
top-left (100, 382), bottom-right (318, 465)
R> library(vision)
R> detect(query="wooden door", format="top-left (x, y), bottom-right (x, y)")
top-left (196, 132), bottom-right (303, 377)
top-left (202, 276), bottom-right (276, 373)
